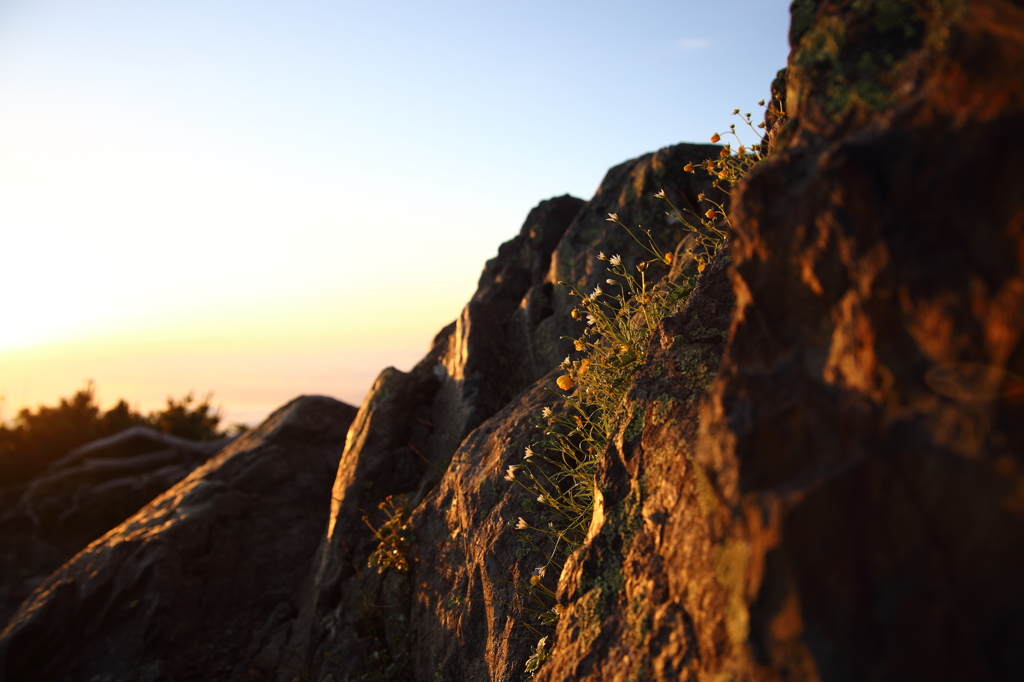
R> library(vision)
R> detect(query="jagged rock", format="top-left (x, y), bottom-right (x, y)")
top-left (285, 143), bottom-right (723, 682)
top-left (536, 1), bottom-right (1024, 680)
top-left (0, 395), bottom-right (356, 682)
top-left (536, 245), bottom-right (737, 681)
top-left (9, 4), bottom-right (1019, 672)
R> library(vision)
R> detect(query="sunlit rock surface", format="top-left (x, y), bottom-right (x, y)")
top-left (3, 2), bottom-right (1024, 678)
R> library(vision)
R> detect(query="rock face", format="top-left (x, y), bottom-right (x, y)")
top-left (539, 0), bottom-right (1024, 680)
top-left (3, 1), bottom-right (1024, 679)
top-left (282, 143), bottom-right (722, 681)
top-left (0, 427), bottom-right (232, 629)
top-left (0, 396), bottom-right (356, 682)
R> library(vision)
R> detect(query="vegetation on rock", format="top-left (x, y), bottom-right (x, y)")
top-left (508, 100), bottom-right (786, 675)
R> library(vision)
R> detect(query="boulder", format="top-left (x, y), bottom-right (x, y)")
top-left (0, 395), bottom-right (357, 682)
top-left (0, 427), bottom-right (233, 628)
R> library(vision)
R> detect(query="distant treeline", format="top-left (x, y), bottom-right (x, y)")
top-left (0, 382), bottom-right (230, 488)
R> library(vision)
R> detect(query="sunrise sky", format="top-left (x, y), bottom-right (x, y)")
top-left (0, 0), bottom-right (792, 427)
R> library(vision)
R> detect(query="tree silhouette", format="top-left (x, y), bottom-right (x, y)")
top-left (0, 382), bottom-right (227, 489)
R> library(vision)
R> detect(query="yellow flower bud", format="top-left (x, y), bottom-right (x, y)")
top-left (710, 133), bottom-right (721, 143)
top-left (705, 209), bottom-right (718, 220)
top-left (556, 375), bottom-right (574, 390)
top-left (684, 163), bottom-right (694, 172)
top-left (664, 252), bottom-right (673, 264)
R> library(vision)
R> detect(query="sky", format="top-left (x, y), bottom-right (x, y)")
top-left (0, 0), bottom-right (793, 428)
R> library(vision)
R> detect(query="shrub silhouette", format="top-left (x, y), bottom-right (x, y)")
top-left (0, 381), bottom-right (226, 488)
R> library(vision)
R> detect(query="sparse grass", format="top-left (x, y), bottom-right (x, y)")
top-left (507, 100), bottom-right (786, 677)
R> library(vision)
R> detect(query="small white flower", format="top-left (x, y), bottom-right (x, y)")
top-left (591, 286), bottom-right (603, 298)
top-left (606, 212), bottom-right (619, 222)
top-left (597, 252), bottom-right (607, 260)
top-left (516, 517), bottom-right (529, 530)
top-left (537, 494), bottom-right (546, 504)
top-left (586, 314), bottom-right (596, 326)
top-left (541, 407), bottom-right (553, 418)
top-left (610, 254), bottom-right (622, 267)
top-left (654, 189), bottom-right (666, 199)
top-left (525, 446), bottom-right (535, 459)
top-left (607, 279), bottom-right (617, 285)
top-left (504, 464), bottom-right (521, 481)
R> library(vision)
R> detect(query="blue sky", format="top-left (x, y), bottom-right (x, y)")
top-left (0, 0), bottom-right (792, 425)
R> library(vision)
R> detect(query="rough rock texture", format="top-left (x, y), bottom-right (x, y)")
top-left (284, 143), bottom-right (722, 681)
top-left (721, 1), bottom-right (1024, 677)
top-left (0, 427), bottom-right (232, 629)
top-left (0, 396), bottom-right (356, 682)
top-left (5, 2), bottom-right (1020, 676)
top-left (536, 247), bottom-right (737, 682)
top-left (536, 0), bottom-right (1024, 680)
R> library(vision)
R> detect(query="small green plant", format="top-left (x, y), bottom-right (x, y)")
top-left (364, 495), bottom-right (412, 574)
top-left (506, 100), bottom-right (786, 677)
top-left (524, 636), bottom-right (550, 674)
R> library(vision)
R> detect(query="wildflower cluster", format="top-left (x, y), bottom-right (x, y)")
top-left (682, 97), bottom-right (787, 234)
top-left (364, 495), bottom-right (413, 574)
top-left (507, 101), bottom-right (786, 677)
top-left (506, 197), bottom-right (700, 675)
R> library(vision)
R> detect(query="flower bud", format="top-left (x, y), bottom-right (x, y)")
top-left (710, 133), bottom-right (720, 143)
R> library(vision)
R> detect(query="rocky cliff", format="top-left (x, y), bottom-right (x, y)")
top-left (2, 0), bottom-right (1023, 680)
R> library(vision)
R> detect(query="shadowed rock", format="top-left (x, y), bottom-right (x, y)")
top-left (536, 1), bottom-right (1024, 680)
top-left (4, 6), bottom-right (1018, 673)
top-left (0, 395), bottom-right (356, 682)
top-left (0, 428), bottom-right (234, 628)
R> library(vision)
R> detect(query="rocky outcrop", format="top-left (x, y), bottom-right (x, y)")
top-left (0, 141), bottom-right (722, 682)
top-left (0, 427), bottom-right (233, 628)
top-left (537, 0), bottom-right (1024, 680)
top-left (0, 396), bottom-right (356, 682)
top-left (284, 143), bottom-right (723, 681)
top-left (4, 1), bottom-right (1023, 678)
